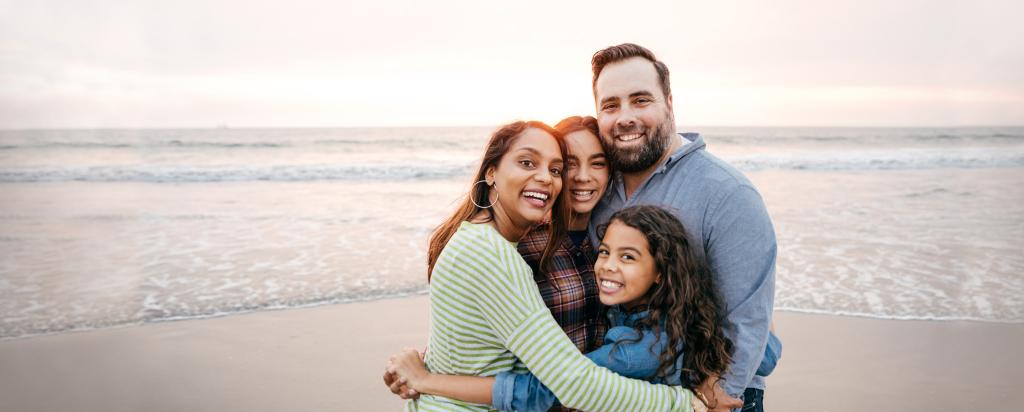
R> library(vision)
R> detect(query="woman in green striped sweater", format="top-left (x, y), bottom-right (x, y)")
top-left (390, 120), bottom-right (697, 411)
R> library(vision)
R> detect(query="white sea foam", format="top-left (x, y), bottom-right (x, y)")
top-left (1, 127), bottom-right (1022, 340)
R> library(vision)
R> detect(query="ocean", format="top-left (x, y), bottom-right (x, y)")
top-left (1, 126), bottom-right (1022, 340)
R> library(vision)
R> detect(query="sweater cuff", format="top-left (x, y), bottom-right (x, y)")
top-left (491, 371), bottom-right (517, 411)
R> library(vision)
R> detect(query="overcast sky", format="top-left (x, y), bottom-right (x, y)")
top-left (1, 0), bottom-right (1022, 128)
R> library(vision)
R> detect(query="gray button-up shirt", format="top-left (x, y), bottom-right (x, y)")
top-left (589, 133), bottom-right (777, 398)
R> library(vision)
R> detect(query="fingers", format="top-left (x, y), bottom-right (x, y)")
top-left (401, 388), bottom-right (419, 400)
top-left (386, 349), bottom-right (426, 401)
top-left (388, 375), bottom-right (408, 395)
top-left (721, 395), bottom-right (743, 408)
top-left (707, 394), bottom-right (743, 411)
top-left (386, 360), bottom-right (406, 395)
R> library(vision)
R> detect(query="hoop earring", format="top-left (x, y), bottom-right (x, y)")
top-left (471, 179), bottom-right (496, 209)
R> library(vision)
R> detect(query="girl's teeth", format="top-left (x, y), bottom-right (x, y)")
top-left (600, 280), bottom-right (623, 289)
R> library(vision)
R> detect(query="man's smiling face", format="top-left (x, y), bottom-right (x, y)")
top-left (594, 57), bottom-right (676, 173)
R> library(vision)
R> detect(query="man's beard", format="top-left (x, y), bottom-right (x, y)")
top-left (602, 115), bottom-right (675, 173)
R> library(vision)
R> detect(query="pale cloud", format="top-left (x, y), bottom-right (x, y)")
top-left (0, 0), bottom-right (1021, 128)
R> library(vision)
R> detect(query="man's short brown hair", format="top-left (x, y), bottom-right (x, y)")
top-left (591, 43), bottom-right (671, 99)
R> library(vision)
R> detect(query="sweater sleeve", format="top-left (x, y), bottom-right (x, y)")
top-left (492, 326), bottom-right (672, 412)
top-left (469, 233), bottom-right (692, 412)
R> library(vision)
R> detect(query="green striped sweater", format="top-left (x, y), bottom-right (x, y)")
top-left (407, 221), bottom-right (692, 411)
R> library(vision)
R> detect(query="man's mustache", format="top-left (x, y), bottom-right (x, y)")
top-left (610, 125), bottom-right (646, 137)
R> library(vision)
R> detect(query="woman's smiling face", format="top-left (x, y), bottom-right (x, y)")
top-left (565, 130), bottom-right (609, 216)
top-left (485, 127), bottom-right (564, 230)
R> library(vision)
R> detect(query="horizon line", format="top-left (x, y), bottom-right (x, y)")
top-left (3, 124), bottom-right (1023, 132)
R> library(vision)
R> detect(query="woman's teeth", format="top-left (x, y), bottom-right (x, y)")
top-left (572, 190), bottom-right (595, 201)
top-left (523, 191), bottom-right (548, 207)
top-left (523, 191), bottom-right (549, 201)
top-left (600, 279), bottom-right (623, 290)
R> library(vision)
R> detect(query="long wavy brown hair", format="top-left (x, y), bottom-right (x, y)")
top-left (597, 205), bottom-right (733, 389)
top-left (427, 121), bottom-right (570, 281)
top-left (553, 115), bottom-right (599, 138)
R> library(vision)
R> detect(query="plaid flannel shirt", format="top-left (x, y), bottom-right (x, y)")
top-left (518, 224), bottom-right (608, 353)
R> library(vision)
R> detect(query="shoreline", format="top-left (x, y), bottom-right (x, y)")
top-left (4, 295), bottom-right (1021, 344)
top-left (0, 290), bottom-right (432, 344)
top-left (2, 296), bottom-right (1023, 411)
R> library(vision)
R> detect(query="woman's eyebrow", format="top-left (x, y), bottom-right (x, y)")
top-left (513, 147), bottom-right (543, 156)
top-left (514, 147), bottom-right (564, 167)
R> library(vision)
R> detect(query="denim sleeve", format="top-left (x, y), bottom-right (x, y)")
top-left (755, 331), bottom-right (783, 376)
top-left (586, 326), bottom-right (665, 380)
top-left (491, 326), bottom-right (669, 412)
top-left (705, 185), bottom-right (776, 397)
top-left (490, 370), bottom-right (558, 412)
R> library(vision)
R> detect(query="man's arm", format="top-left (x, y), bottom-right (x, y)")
top-left (705, 185), bottom-right (776, 399)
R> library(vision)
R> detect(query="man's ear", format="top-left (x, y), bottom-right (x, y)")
top-left (666, 94), bottom-right (673, 112)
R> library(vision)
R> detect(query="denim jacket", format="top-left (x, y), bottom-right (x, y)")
top-left (491, 306), bottom-right (782, 412)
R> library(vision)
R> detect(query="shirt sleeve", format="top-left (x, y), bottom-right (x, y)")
top-left (705, 185), bottom-right (777, 398)
top-left (585, 326), bottom-right (666, 380)
top-left (471, 234), bottom-right (693, 412)
top-left (491, 326), bottom-right (669, 412)
top-left (491, 371), bottom-right (558, 412)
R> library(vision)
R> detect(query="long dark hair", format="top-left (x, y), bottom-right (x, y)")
top-left (427, 121), bottom-right (570, 281)
top-left (553, 115), bottom-right (599, 137)
top-left (598, 205), bottom-right (733, 388)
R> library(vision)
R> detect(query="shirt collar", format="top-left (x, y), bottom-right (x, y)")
top-left (662, 132), bottom-right (704, 170)
top-left (608, 305), bottom-right (650, 326)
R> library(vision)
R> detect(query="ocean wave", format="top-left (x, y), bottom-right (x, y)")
top-left (0, 141), bottom-right (292, 150)
top-left (312, 138), bottom-right (470, 148)
top-left (775, 307), bottom-right (1024, 324)
top-left (0, 288), bottom-right (430, 341)
top-left (0, 139), bottom-right (481, 152)
top-left (3, 128), bottom-right (1021, 151)
top-left (725, 150), bottom-right (1024, 171)
top-left (0, 163), bottom-right (476, 183)
top-left (4, 150), bottom-right (1023, 183)
top-left (703, 128), bottom-right (1024, 145)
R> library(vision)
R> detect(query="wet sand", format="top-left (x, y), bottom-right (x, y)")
top-left (1, 295), bottom-right (1021, 411)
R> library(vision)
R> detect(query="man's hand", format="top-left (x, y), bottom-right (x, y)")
top-left (696, 375), bottom-right (743, 412)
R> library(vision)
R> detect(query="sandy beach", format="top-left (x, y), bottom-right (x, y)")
top-left (1, 295), bottom-right (1021, 412)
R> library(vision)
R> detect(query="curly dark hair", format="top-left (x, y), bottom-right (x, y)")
top-left (597, 205), bottom-right (733, 389)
